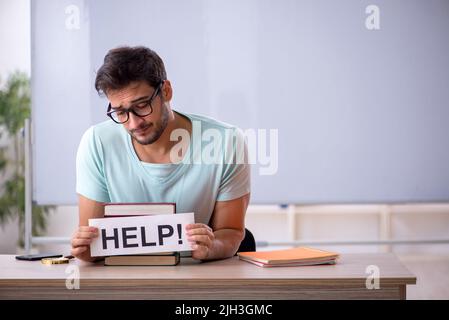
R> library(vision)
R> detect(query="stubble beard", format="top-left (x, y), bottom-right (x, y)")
top-left (130, 105), bottom-right (170, 145)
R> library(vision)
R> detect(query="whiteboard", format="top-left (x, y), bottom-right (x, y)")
top-left (31, 0), bottom-right (449, 205)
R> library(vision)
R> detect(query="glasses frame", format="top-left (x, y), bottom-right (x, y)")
top-left (106, 81), bottom-right (164, 124)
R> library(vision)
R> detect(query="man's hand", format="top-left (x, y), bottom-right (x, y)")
top-left (74, 195), bottom-right (105, 262)
top-left (71, 226), bottom-right (99, 261)
top-left (186, 223), bottom-right (215, 260)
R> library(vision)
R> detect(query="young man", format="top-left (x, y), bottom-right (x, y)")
top-left (71, 46), bottom-right (251, 262)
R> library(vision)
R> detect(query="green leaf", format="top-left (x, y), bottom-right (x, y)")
top-left (0, 71), bottom-right (53, 248)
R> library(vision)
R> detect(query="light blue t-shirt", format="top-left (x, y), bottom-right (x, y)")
top-left (76, 110), bottom-right (251, 224)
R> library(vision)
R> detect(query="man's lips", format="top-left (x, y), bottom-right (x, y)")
top-left (132, 124), bottom-right (152, 135)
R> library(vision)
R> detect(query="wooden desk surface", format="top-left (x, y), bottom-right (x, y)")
top-left (0, 253), bottom-right (416, 300)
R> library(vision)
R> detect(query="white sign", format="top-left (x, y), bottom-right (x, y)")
top-left (88, 212), bottom-right (195, 257)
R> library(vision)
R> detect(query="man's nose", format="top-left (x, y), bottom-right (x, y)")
top-left (127, 111), bottom-right (144, 128)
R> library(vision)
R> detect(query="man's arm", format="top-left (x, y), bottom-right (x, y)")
top-left (70, 195), bottom-right (105, 262)
top-left (187, 192), bottom-right (250, 261)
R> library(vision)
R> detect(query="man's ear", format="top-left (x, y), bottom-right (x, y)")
top-left (161, 80), bottom-right (173, 102)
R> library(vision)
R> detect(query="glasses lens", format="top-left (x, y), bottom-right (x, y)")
top-left (110, 110), bottom-right (128, 123)
top-left (133, 102), bottom-right (153, 117)
top-left (107, 85), bottom-right (160, 124)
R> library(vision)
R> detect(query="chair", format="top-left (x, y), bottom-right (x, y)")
top-left (236, 228), bottom-right (256, 253)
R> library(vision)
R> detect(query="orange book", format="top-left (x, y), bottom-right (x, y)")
top-left (238, 247), bottom-right (339, 266)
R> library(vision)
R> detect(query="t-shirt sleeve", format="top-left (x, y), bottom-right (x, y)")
top-left (76, 126), bottom-right (110, 203)
top-left (216, 127), bottom-right (251, 201)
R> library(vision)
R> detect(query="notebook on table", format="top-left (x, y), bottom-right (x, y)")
top-left (238, 247), bottom-right (339, 268)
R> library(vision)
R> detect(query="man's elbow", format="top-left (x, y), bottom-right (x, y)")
top-left (235, 228), bottom-right (245, 244)
top-left (230, 228), bottom-right (245, 253)
top-left (222, 227), bottom-right (244, 244)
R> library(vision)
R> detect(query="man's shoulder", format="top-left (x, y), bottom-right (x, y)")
top-left (78, 120), bottom-right (128, 158)
top-left (85, 119), bottom-right (125, 142)
top-left (92, 119), bottom-right (121, 133)
top-left (180, 112), bottom-right (246, 157)
top-left (181, 111), bottom-right (240, 132)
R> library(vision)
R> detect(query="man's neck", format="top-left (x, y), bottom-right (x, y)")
top-left (132, 110), bottom-right (191, 163)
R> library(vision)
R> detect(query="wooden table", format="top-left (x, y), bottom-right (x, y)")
top-left (0, 253), bottom-right (416, 299)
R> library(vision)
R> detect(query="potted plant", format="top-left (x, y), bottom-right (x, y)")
top-left (0, 71), bottom-right (53, 248)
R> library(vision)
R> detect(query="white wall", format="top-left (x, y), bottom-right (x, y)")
top-left (0, 0), bottom-right (30, 77)
top-left (31, 203), bottom-right (449, 256)
top-left (245, 204), bottom-right (449, 255)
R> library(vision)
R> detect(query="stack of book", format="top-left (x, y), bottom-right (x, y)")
top-left (104, 202), bottom-right (176, 217)
top-left (103, 202), bottom-right (179, 266)
top-left (238, 247), bottom-right (339, 267)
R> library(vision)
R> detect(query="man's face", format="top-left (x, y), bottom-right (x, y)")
top-left (107, 81), bottom-right (170, 145)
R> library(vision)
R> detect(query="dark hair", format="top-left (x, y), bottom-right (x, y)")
top-left (94, 46), bottom-right (167, 95)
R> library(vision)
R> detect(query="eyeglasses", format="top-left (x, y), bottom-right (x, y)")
top-left (106, 82), bottom-right (163, 124)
